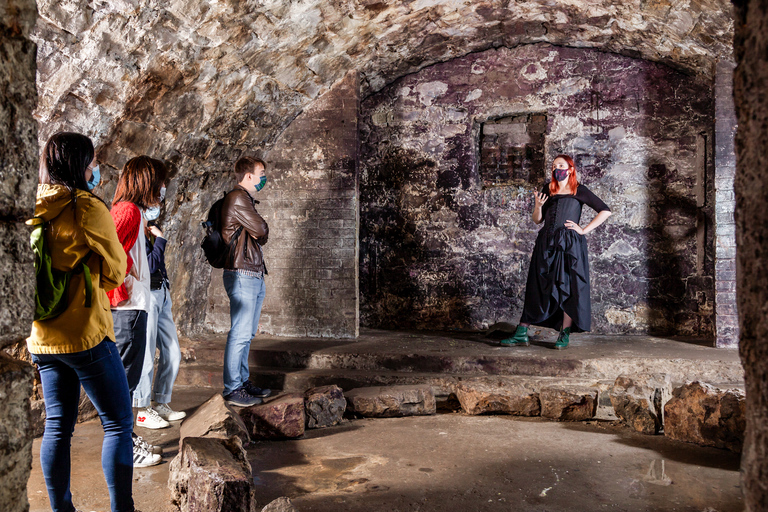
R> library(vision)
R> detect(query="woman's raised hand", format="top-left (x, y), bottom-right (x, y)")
top-left (534, 191), bottom-right (548, 209)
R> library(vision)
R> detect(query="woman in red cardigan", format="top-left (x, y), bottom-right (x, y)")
top-left (109, 156), bottom-right (165, 468)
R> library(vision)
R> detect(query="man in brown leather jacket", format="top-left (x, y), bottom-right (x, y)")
top-left (220, 156), bottom-right (272, 407)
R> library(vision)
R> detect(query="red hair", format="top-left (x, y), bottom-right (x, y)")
top-left (549, 154), bottom-right (579, 196)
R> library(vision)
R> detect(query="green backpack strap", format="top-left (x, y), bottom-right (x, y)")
top-left (28, 217), bottom-right (93, 320)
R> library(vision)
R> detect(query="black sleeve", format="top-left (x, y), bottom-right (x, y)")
top-left (577, 185), bottom-right (610, 213)
top-left (541, 184), bottom-right (550, 197)
top-left (146, 236), bottom-right (167, 274)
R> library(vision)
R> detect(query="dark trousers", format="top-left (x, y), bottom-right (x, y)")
top-left (32, 338), bottom-right (134, 512)
top-left (112, 309), bottom-right (148, 396)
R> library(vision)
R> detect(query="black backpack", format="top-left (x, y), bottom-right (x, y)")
top-left (201, 192), bottom-right (242, 268)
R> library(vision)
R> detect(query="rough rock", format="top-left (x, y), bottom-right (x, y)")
top-left (0, 353), bottom-right (35, 512)
top-left (240, 394), bottom-right (305, 439)
top-left (345, 385), bottom-right (436, 418)
top-left (179, 393), bottom-right (250, 445)
top-left (455, 380), bottom-right (540, 416)
top-left (664, 381), bottom-right (745, 452)
top-left (734, 1), bottom-right (768, 507)
top-left (610, 374), bottom-right (672, 434)
top-left (540, 386), bottom-right (598, 421)
top-left (304, 385), bottom-right (346, 429)
top-left (30, 399), bottom-right (46, 438)
top-left (261, 496), bottom-right (298, 512)
top-left (168, 436), bottom-right (254, 512)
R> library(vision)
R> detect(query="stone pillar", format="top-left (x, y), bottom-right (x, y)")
top-left (733, 0), bottom-right (768, 509)
top-left (714, 60), bottom-right (739, 348)
top-left (0, 1), bottom-right (39, 511)
top-left (205, 71), bottom-right (360, 338)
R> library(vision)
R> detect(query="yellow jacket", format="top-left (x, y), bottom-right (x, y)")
top-left (27, 185), bottom-right (127, 354)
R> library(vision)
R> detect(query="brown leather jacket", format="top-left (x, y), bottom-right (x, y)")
top-left (221, 185), bottom-right (269, 273)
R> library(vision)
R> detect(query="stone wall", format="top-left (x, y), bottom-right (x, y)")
top-left (733, 1), bottom-right (768, 509)
top-left (205, 72), bottom-right (359, 338)
top-left (31, 0), bottom-right (735, 338)
top-left (0, 1), bottom-right (38, 511)
top-left (360, 44), bottom-right (716, 336)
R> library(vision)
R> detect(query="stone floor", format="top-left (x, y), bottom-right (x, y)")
top-left (26, 387), bottom-right (744, 512)
top-left (27, 331), bottom-right (746, 511)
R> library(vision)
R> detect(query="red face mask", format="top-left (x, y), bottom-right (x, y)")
top-left (554, 168), bottom-right (569, 182)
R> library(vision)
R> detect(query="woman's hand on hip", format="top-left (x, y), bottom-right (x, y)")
top-left (564, 220), bottom-right (585, 235)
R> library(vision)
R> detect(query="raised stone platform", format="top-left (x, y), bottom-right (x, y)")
top-left (176, 329), bottom-right (744, 398)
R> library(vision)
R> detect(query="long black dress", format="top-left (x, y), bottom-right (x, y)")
top-left (519, 184), bottom-right (610, 333)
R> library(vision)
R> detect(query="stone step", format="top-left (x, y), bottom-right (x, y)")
top-left (180, 334), bottom-right (744, 384)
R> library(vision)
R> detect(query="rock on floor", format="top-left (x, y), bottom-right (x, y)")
top-left (455, 380), bottom-right (540, 416)
top-left (540, 386), bottom-right (598, 421)
top-left (610, 373), bottom-right (672, 435)
top-left (305, 385), bottom-right (346, 429)
top-left (179, 393), bottom-right (251, 446)
top-left (168, 435), bottom-right (254, 512)
top-left (240, 394), bottom-right (306, 439)
top-left (261, 496), bottom-right (298, 512)
top-left (345, 385), bottom-right (437, 418)
top-left (664, 381), bottom-right (746, 452)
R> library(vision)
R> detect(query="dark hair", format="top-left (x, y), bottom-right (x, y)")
top-left (39, 132), bottom-right (94, 191)
top-left (113, 155), bottom-right (165, 208)
top-left (234, 156), bottom-right (266, 183)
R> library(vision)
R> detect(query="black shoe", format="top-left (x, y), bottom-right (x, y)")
top-left (223, 387), bottom-right (262, 407)
top-left (243, 380), bottom-right (272, 398)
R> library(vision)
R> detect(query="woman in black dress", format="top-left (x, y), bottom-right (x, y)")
top-left (502, 155), bottom-right (612, 349)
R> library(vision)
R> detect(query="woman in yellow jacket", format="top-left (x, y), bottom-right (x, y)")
top-left (27, 132), bottom-right (139, 512)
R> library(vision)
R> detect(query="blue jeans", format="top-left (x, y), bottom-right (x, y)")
top-left (32, 338), bottom-right (134, 512)
top-left (112, 309), bottom-right (148, 397)
top-left (133, 284), bottom-right (181, 408)
top-left (223, 270), bottom-right (266, 395)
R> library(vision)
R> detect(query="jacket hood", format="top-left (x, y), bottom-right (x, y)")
top-left (34, 184), bottom-right (84, 222)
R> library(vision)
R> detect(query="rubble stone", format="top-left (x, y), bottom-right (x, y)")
top-left (345, 385), bottom-right (436, 418)
top-left (304, 385), bottom-right (346, 429)
top-left (179, 393), bottom-right (250, 445)
top-left (540, 386), bottom-right (598, 421)
top-left (240, 394), bottom-right (306, 439)
top-left (664, 381), bottom-right (745, 452)
top-left (455, 380), bottom-right (540, 416)
top-left (610, 374), bottom-right (672, 434)
top-left (261, 496), bottom-right (298, 512)
top-left (169, 436), bottom-right (254, 512)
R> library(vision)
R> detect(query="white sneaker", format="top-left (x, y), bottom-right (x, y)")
top-left (133, 441), bottom-right (161, 468)
top-left (133, 434), bottom-right (162, 454)
top-left (136, 407), bottom-right (170, 429)
top-left (154, 402), bottom-right (186, 421)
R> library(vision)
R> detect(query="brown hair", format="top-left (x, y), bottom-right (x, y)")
top-left (113, 155), bottom-right (165, 208)
top-left (234, 156), bottom-right (266, 183)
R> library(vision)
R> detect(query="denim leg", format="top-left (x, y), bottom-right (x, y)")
top-left (242, 277), bottom-right (266, 385)
top-left (33, 339), bottom-right (134, 512)
top-left (152, 285), bottom-right (181, 404)
top-left (133, 297), bottom-right (161, 408)
top-left (34, 355), bottom-right (80, 512)
top-left (113, 309), bottom-right (148, 395)
top-left (223, 270), bottom-right (261, 395)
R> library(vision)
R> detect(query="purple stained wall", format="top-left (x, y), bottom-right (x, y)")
top-left (359, 44), bottom-right (716, 336)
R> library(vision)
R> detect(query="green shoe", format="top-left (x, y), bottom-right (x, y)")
top-left (500, 325), bottom-right (529, 347)
top-left (554, 327), bottom-right (571, 350)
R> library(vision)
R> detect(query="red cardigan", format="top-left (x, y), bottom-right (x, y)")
top-left (106, 202), bottom-right (141, 307)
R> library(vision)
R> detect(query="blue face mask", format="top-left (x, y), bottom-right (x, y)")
top-left (144, 206), bottom-right (161, 221)
top-left (87, 165), bottom-right (101, 191)
top-left (254, 175), bottom-right (267, 192)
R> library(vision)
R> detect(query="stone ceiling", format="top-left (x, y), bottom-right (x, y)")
top-left (33, 0), bottom-right (734, 163)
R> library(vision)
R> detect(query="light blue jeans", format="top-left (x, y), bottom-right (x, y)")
top-left (133, 283), bottom-right (181, 408)
top-left (223, 270), bottom-right (266, 395)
